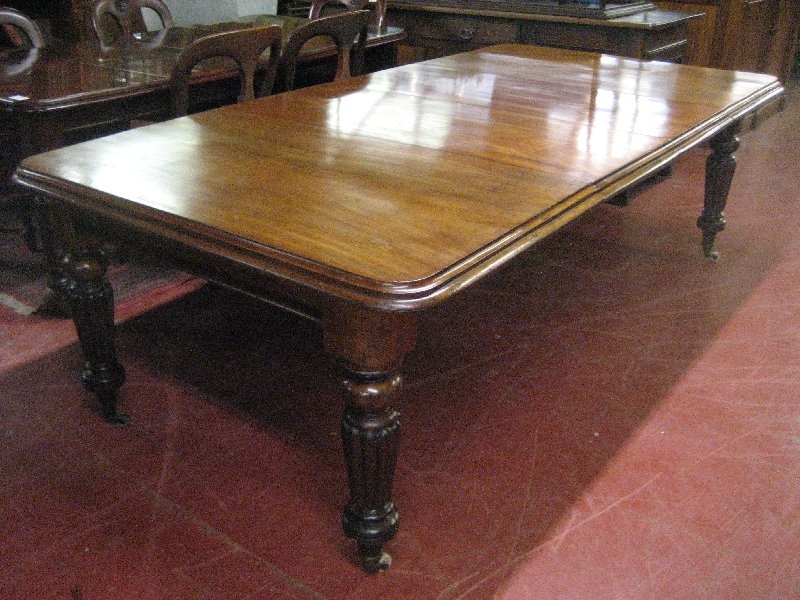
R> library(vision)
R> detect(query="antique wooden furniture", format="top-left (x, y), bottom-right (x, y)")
top-left (13, 44), bottom-right (782, 573)
top-left (0, 7), bottom-right (45, 49)
top-left (387, 4), bottom-right (702, 63)
top-left (278, 10), bottom-right (371, 90)
top-left (655, 0), bottom-right (799, 81)
top-left (170, 25), bottom-right (283, 116)
top-left (90, 0), bottom-right (174, 46)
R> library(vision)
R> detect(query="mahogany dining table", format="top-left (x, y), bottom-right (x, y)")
top-left (13, 44), bottom-right (783, 572)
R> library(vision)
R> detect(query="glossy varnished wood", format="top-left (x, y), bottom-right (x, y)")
top-left (12, 44), bottom-right (783, 571)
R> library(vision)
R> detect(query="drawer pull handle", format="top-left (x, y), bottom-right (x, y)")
top-left (459, 27), bottom-right (475, 40)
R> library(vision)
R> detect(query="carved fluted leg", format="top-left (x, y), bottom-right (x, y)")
top-left (323, 302), bottom-right (417, 573)
top-left (63, 249), bottom-right (127, 424)
top-left (697, 122), bottom-right (741, 260)
top-left (341, 368), bottom-right (401, 573)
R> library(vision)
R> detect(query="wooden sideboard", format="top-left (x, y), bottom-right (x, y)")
top-left (387, 4), bottom-right (703, 64)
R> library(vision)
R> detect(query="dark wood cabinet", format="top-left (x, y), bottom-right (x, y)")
top-left (387, 4), bottom-right (703, 64)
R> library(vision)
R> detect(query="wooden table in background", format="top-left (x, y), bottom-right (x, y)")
top-left (13, 44), bottom-right (783, 573)
top-left (0, 17), bottom-right (406, 179)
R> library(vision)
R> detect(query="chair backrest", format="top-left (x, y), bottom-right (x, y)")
top-left (309, 0), bottom-right (386, 32)
top-left (0, 8), bottom-right (45, 49)
top-left (278, 10), bottom-right (370, 92)
top-left (91, 0), bottom-right (174, 46)
top-left (170, 25), bottom-right (284, 117)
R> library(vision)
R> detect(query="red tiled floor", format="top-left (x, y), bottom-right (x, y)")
top-left (1, 84), bottom-right (799, 599)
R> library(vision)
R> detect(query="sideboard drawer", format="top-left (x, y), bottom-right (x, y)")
top-left (411, 14), bottom-right (520, 45)
top-left (391, 11), bottom-right (521, 61)
top-left (643, 27), bottom-right (690, 62)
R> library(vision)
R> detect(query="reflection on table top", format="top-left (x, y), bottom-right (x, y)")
top-left (0, 16), bottom-right (405, 111)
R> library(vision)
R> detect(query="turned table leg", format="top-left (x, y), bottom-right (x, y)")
top-left (697, 121), bottom-right (742, 260)
top-left (341, 368), bottom-right (401, 573)
top-left (34, 196), bottom-right (127, 421)
top-left (323, 302), bottom-right (417, 573)
top-left (63, 247), bottom-right (127, 424)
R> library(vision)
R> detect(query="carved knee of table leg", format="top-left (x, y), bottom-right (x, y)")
top-left (63, 249), bottom-right (127, 424)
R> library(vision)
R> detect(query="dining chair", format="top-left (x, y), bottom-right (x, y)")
top-left (278, 10), bottom-right (370, 92)
top-left (91, 0), bottom-right (174, 46)
top-left (170, 25), bottom-right (284, 117)
top-left (309, 0), bottom-right (386, 32)
top-left (0, 7), bottom-right (45, 49)
top-left (0, 8), bottom-right (45, 249)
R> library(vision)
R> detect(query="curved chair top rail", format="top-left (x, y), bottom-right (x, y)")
top-left (170, 25), bottom-right (284, 117)
top-left (279, 9), bottom-right (371, 92)
top-left (91, 0), bottom-right (174, 45)
top-left (0, 7), bottom-right (45, 49)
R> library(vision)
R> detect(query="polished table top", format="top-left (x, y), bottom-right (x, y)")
top-left (15, 44), bottom-right (782, 309)
top-left (0, 17), bottom-right (406, 112)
